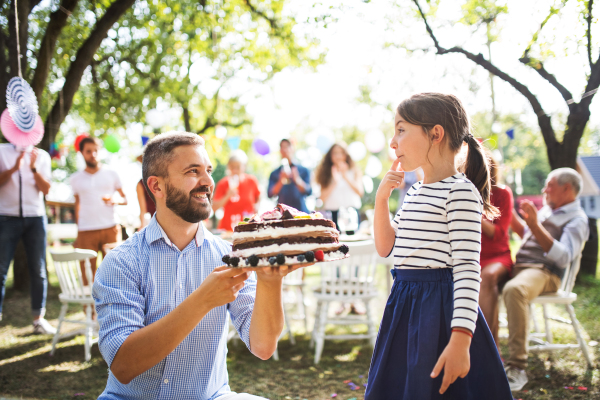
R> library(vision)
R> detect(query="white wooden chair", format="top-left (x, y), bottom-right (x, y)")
top-left (310, 240), bottom-right (379, 364)
top-left (528, 253), bottom-right (593, 368)
top-left (49, 249), bottom-right (99, 361)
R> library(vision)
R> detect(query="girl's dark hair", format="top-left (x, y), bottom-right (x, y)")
top-left (315, 143), bottom-right (356, 189)
top-left (396, 93), bottom-right (499, 219)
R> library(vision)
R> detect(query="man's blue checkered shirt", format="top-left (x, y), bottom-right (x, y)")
top-left (93, 216), bottom-right (256, 399)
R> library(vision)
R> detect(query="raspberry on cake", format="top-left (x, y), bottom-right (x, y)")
top-left (222, 204), bottom-right (348, 267)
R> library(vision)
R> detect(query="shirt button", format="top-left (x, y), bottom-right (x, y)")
top-left (164, 379), bottom-right (169, 384)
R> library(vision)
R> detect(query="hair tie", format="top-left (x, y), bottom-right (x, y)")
top-left (463, 133), bottom-right (474, 143)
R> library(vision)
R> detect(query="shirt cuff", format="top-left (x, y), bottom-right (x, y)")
top-left (544, 239), bottom-right (565, 264)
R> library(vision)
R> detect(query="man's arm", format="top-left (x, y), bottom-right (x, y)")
top-left (115, 188), bottom-right (127, 205)
top-left (103, 265), bottom-right (250, 384)
top-left (519, 201), bottom-right (554, 252)
top-left (73, 195), bottom-right (80, 225)
top-left (292, 167), bottom-right (312, 196)
top-left (545, 216), bottom-right (589, 268)
top-left (0, 152), bottom-right (24, 187)
top-left (30, 148), bottom-right (51, 195)
top-left (268, 169), bottom-right (285, 197)
top-left (242, 265), bottom-right (307, 359)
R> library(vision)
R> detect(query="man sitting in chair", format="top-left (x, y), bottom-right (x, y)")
top-left (93, 132), bottom-right (303, 399)
top-left (503, 168), bottom-right (589, 391)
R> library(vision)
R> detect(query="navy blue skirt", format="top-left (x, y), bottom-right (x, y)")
top-left (365, 268), bottom-right (512, 400)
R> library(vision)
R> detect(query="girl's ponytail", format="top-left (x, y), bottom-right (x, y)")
top-left (461, 134), bottom-right (499, 219)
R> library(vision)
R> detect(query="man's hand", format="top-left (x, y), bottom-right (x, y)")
top-left (13, 151), bottom-right (25, 172)
top-left (430, 330), bottom-right (471, 394)
top-left (197, 266), bottom-right (250, 309)
top-left (29, 148), bottom-right (38, 170)
top-left (291, 166), bottom-right (302, 185)
top-left (376, 157), bottom-right (404, 199)
top-left (519, 200), bottom-right (539, 229)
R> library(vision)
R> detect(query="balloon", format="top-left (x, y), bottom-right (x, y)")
top-left (104, 134), bottom-right (121, 153)
top-left (347, 141), bottom-right (367, 161)
top-left (74, 133), bottom-right (89, 152)
top-left (362, 175), bottom-right (374, 194)
top-left (215, 125), bottom-right (228, 139)
top-left (141, 135), bottom-right (150, 146)
top-left (366, 129), bottom-right (386, 153)
top-left (226, 137), bottom-right (241, 151)
top-left (49, 143), bottom-right (60, 159)
top-left (316, 134), bottom-right (334, 154)
top-left (253, 138), bottom-right (270, 156)
top-left (365, 155), bottom-right (383, 178)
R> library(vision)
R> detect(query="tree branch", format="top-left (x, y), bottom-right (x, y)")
top-left (519, 56), bottom-right (574, 104)
top-left (31, 0), bottom-right (80, 102)
top-left (42, 0), bottom-right (136, 150)
top-left (243, 0), bottom-right (277, 30)
top-left (412, 0), bottom-right (557, 147)
top-left (587, 0), bottom-right (594, 68)
top-left (581, 52), bottom-right (600, 109)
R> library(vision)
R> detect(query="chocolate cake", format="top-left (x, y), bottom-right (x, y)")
top-left (222, 204), bottom-right (349, 267)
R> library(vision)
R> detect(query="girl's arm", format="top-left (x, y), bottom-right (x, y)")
top-left (374, 158), bottom-right (404, 257)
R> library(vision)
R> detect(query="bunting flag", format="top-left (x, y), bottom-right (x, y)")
top-left (506, 128), bottom-right (515, 140)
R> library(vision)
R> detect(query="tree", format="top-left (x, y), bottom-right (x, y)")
top-left (411, 0), bottom-right (600, 170)
top-left (1, 0), bottom-right (325, 150)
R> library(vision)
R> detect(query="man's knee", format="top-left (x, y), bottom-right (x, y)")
top-left (503, 279), bottom-right (528, 304)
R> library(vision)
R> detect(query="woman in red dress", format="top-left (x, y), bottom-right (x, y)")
top-left (480, 153), bottom-right (514, 349)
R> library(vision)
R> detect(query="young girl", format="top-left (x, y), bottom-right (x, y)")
top-left (365, 93), bottom-right (512, 399)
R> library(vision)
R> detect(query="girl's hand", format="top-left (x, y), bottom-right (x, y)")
top-left (430, 330), bottom-right (471, 394)
top-left (376, 158), bottom-right (404, 199)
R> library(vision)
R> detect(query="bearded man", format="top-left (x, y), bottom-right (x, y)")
top-left (93, 132), bottom-right (300, 399)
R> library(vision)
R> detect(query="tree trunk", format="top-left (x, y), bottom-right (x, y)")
top-left (183, 106), bottom-right (192, 132)
top-left (12, 241), bottom-right (30, 292)
top-left (40, 0), bottom-right (137, 152)
top-left (544, 110), bottom-right (589, 170)
top-left (579, 218), bottom-right (598, 279)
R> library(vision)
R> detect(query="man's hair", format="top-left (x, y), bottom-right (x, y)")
top-left (79, 137), bottom-right (100, 153)
top-left (547, 168), bottom-right (583, 197)
top-left (142, 131), bottom-right (205, 203)
top-left (280, 138), bottom-right (291, 147)
top-left (228, 149), bottom-right (248, 165)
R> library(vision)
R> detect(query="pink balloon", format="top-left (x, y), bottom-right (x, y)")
top-left (0, 108), bottom-right (44, 147)
top-left (253, 138), bottom-right (270, 156)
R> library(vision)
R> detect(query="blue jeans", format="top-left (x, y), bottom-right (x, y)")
top-left (0, 216), bottom-right (48, 317)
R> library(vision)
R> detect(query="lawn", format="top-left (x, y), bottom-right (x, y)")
top-left (0, 251), bottom-right (598, 399)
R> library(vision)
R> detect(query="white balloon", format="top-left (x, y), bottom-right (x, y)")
top-left (215, 125), bottom-right (228, 139)
top-left (348, 141), bottom-right (367, 161)
top-left (365, 155), bottom-right (383, 178)
top-left (366, 129), bottom-right (386, 153)
top-left (362, 175), bottom-right (374, 194)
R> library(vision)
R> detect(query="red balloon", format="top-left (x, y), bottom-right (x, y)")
top-left (74, 133), bottom-right (90, 152)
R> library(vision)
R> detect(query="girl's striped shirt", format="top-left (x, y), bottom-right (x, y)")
top-left (390, 173), bottom-right (483, 334)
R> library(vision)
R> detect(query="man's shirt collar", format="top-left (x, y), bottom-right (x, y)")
top-left (145, 215), bottom-right (206, 248)
top-left (552, 200), bottom-right (581, 214)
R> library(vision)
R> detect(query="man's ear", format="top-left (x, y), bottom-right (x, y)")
top-left (148, 176), bottom-right (165, 200)
top-left (430, 124), bottom-right (445, 145)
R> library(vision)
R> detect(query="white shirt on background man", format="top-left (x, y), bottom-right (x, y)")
top-left (70, 168), bottom-right (122, 231)
top-left (0, 144), bottom-right (51, 217)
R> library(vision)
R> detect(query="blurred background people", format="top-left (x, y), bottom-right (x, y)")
top-left (315, 143), bottom-right (363, 231)
top-left (213, 150), bottom-right (261, 232)
top-left (70, 137), bottom-right (127, 286)
top-left (479, 151), bottom-right (514, 349)
top-left (268, 139), bottom-right (312, 213)
top-left (0, 144), bottom-right (54, 334)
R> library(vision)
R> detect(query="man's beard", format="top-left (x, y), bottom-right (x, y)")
top-left (85, 160), bottom-right (98, 168)
top-left (165, 183), bottom-right (212, 223)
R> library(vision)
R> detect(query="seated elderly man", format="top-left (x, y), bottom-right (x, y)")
top-left (503, 168), bottom-right (589, 391)
top-left (93, 132), bottom-right (304, 399)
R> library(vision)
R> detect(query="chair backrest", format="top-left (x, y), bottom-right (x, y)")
top-left (50, 249), bottom-right (98, 300)
top-left (283, 267), bottom-right (305, 286)
top-left (319, 240), bottom-right (378, 296)
top-left (561, 252), bottom-right (583, 294)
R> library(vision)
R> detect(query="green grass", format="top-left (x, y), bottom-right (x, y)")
top-left (0, 250), bottom-right (598, 399)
